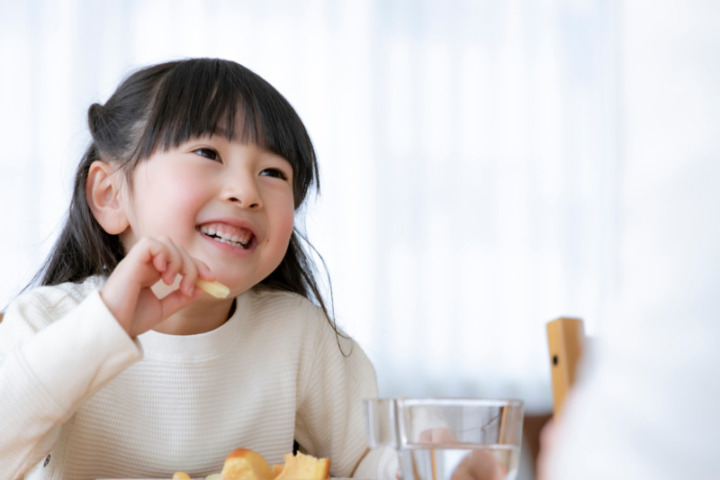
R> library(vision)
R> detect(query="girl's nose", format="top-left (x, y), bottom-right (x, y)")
top-left (223, 177), bottom-right (262, 209)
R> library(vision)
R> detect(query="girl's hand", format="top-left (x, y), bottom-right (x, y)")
top-left (100, 236), bottom-right (214, 338)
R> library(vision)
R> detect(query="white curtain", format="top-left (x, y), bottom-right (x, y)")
top-left (0, 0), bottom-right (620, 413)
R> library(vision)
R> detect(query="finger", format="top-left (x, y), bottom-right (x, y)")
top-left (137, 237), bottom-right (171, 276)
top-left (150, 249), bottom-right (169, 275)
top-left (194, 258), bottom-right (215, 281)
top-left (135, 237), bottom-right (173, 283)
top-left (175, 247), bottom-right (201, 297)
top-left (154, 237), bottom-right (183, 286)
top-left (158, 286), bottom-right (204, 318)
top-left (110, 237), bottom-right (169, 293)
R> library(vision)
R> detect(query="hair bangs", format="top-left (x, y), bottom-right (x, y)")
top-left (138, 60), bottom-right (261, 156)
top-left (136, 59), bottom-right (318, 205)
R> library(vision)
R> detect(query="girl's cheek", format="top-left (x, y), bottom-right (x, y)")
top-left (282, 210), bottom-right (296, 238)
top-left (171, 177), bottom-right (212, 211)
top-left (278, 205), bottom-right (296, 241)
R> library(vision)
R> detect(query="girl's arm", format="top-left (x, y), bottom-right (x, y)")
top-left (0, 283), bottom-right (141, 478)
top-left (0, 237), bottom-right (213, 477)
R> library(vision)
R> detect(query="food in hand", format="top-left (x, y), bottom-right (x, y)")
top-left (220, 448), bottom-right (330, 480)
top-left (195, 279), bottom-right (231, 298)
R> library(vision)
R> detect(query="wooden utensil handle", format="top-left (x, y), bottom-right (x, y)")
top-left (546, 317), bottom-right (585, 416)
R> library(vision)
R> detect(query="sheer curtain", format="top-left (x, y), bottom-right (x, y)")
top-left (0, 0), bottom-right (619, 413)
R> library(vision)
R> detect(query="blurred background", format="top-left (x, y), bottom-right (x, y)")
top-left (1, 0), bottom-right (717, 438)
top-left (0, 0), bottom-right (620, 413)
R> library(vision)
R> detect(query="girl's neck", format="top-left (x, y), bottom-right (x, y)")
top-left (152, 297), bottom-right (237, 335)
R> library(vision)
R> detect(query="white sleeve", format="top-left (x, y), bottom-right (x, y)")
top-left (0, 289), bottom-right (142, 479)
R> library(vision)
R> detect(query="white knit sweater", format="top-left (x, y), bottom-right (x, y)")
top-left (0, 276), bottom-right (390, 480)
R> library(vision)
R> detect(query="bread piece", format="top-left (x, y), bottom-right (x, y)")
top-left (221, 448), bottom-right (275, 480)
top-left (274, 452), bottom-right (330, 480)
top-left (271, 464), bottom-right (284, 477)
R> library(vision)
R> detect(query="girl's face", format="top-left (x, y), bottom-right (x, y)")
top-left (119, 135), bottom-right (295, 297)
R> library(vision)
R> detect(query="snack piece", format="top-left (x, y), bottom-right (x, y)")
top-left (219, 448), bottom-right (330, 480)
top-left (221, 448), bottom-right (275, 480)
top-left (173, 472), bottom-right (191, 480)
top-left (270, 464), bottom-right (284, 477)
top-left (195, 279), bottom-right (230, 298)
top-left (274, 452), bottom-right (330, 480)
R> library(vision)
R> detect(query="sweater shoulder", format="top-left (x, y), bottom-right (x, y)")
top-left (247, 288), bottom-right (328, 326)
top-left (244, 288), bottom-right (358, 353)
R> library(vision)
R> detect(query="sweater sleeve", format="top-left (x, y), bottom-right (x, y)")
top-left (293, 305), bottom-right (381, 478)
top-left (0, 287), bottom-right (142, 479)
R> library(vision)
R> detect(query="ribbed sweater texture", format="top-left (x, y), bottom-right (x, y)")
top-left (0, 276), bottom-right (385, 480)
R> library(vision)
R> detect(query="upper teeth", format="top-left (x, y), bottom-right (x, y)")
top-left (200, 225), bottom-right (251, 247)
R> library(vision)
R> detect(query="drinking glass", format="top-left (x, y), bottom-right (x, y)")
top-left (364, 398), bottom-right (524, 480)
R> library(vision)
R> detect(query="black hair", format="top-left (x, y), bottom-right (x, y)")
top-left (33, 58), bottom-right (337, 332)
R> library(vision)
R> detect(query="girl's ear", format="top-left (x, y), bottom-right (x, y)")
top-left (86, 160), bottom-right (130, 235)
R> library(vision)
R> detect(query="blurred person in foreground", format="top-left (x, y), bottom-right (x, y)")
top-left (537, 0), bottom-right (720, 478)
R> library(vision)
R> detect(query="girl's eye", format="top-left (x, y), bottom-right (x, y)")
top-left (261, 168), bottom-right (289, 181)
top-left (193, 147), bottom-right (220, 162)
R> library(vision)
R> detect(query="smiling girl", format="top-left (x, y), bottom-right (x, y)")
top-left (0, 58), bottom-right (386, 480)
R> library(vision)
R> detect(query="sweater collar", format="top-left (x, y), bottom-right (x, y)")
top-left (137, 291), bottom-right (250, 361)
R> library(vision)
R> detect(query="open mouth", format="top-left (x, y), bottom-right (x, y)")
top-left (199, 224), bottom-right (253, 250)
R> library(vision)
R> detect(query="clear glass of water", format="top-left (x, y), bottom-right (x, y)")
top-left (364, 398), bottom-right (524, 480)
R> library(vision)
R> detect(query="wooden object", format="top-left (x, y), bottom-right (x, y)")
top-left (546, 317), bottom-right (585, 416)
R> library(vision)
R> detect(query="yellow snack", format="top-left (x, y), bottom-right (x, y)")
top-left (173, 472), bottom-right (191, 480)
top-left (221, 448), bottom-right (275, 480)
top-left (270, 464), bottom-right (284, 477)
top-left (195, 279), bottom-right (230, 298)
top-left (219, 448), bottom-right (330, 480)
top-left (274, 452), bottom-right (330, 480)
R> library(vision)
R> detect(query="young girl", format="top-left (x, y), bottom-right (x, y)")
top-left (0, 58), bottom-right (388, 480)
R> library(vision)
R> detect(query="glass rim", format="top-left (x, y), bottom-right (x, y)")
top-left (364, 397), bottom-right (524, 408)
